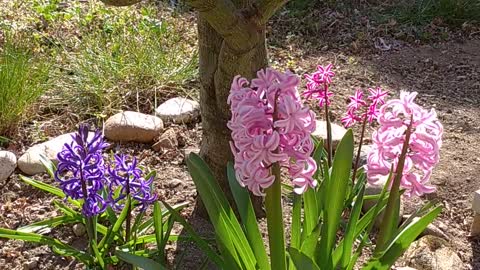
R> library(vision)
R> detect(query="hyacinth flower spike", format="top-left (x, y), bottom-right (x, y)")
top-left (55, 124), bottom-right (109, 248)
top-left (341, 87), bottom-right (388, 185)
top-left (228, 68), bottom-right (317, 270)
top-left (363, 91), bottom-right (443, 251)
top-left (303, 64), bottom-right (335, 166)
top-left (108, 154), bottom-right (157, 241)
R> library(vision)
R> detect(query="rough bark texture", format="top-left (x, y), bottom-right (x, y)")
top-left (196, 5), bottom-right (268, 216)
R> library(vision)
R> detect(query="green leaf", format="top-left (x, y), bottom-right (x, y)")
top-left (153, 201), bottom-right (164, 254)
top-left (119, 234), bottom-right (199, 249)
top-left (38, 154), bottom-right (57, 179)
top-left (340, 183), bottom-right (365, 268)
top-left (317, 129), bottom-right (354, 269)
top-left (363, 205), bottom-right (442, 270)
top-left (303, 188), bottom-right (318, 237)
top-left (227, 163), bottom-right (270, 270)
top-left (290, 194), bottom-right (302, 249)
top-left (20, 175), bottom-right (65, 198)
top-left (344, 183), bottom-right (395, 269)
top-left (137, 202), bottom-right (188, 235)
top-left (331, 196), bottom-right (388, 267)
top-left (0, 228), bottom-right (92, 264)
top-left (288, 247), bottom-right (321, 270)
top-left (99, 197), bottom-right (130, 251)
top-left (289, 194), bottom-right (302, 270)
top-left (158, 215), bottom-right (174, 263)
top-left (187, 153), bottom-right (256, 269)
top-left (91, 240), bottom-right (105, 269)
top-left (18, 215), bottom-right (77, 234)
top-left (53, 200), bottom-right (80, 217)
top-left (300, 222), bottom-right (321, 258)
top-left (115, 250), bottom-right (166, 270)
top-left (163, 201), bottom-right (224, 268)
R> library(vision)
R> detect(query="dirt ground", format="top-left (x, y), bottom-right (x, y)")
top-left (1, 2), bottom-right (480, 270)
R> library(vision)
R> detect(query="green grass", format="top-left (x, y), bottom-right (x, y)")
top-left (58, 4), bottom-right (198, 116)
top-left (0, 39), bottom-right (50, 135)
top-left (384, 0), bottom-right (480, 26)
top-left (1, 0), bottom-right (198, 125)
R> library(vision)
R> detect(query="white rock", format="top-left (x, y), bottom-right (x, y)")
top-left (0, 151), bottom-right (16, 183)
top-left (311, 120), bottom-right (347, 149)
top-left (104, 111), bottom-right (164, 143)
top-left (72, 223), bottom-right (86, 237)
top-left (400, 235), bottom-right (462, 270)
top-left (18, 132), bottom-right (93, 175)
top-left (24, 258), bottom-right (38, 270)
top-left (167, 178), bottom-right (183, 188)
top-left (471, 213), bottom-right (480, 236)
top-left (155, 97), bottom-right (200, 124)
top-left (472, 189), bottom-right (480, 213)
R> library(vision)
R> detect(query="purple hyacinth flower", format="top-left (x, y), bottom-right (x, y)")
top-left (108, 155), bottom-right (157, 212)
top-left (55, 124), bottom-right (109, 217)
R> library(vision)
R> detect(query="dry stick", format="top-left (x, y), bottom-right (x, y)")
top-left (351, 113), bottom-right (368, 186)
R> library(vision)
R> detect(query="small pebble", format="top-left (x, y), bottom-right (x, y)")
top-left (72, 223), bottom-right (86, 237)
top-left (24, 258), bottom-right (38, 270)
top-left (168, 178), bottom-right (183, 188)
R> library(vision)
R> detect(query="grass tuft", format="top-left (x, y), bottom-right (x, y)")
top-left (0, 39), bottom-right (50, 135)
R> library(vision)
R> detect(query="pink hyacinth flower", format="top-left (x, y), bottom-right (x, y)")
top-left (341, 87), bottom-right (388, 128)
top-left (366, 91), bottom-right (443, 197)
top-left (228, 68), bottom-right (317, 196)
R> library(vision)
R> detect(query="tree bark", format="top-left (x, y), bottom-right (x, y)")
top-left (196, 6), bottom-right (268, 217)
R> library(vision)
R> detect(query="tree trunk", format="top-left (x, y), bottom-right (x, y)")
top-left (98, 0), bottom-right (287, 217)
top-left (195, 10), bottom-right (268, 217)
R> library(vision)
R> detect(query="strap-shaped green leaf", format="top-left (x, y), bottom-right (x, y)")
top-left (153, 201), bottom-right (164, 256)
top-left (18, 215), bottom-right (77, 234)
top-left (20, 175), bottom-right (65, 198)
top-left (163, 201), bottom-right (224, 268)
top-left (227, 163), bottom-right (270, 270)
top-left (363, 205), bottom-right (442, 270)
top-left (288, 247), bottom-right (321, 270)
top-left (137, 202), bottom-right (188, 235)
top-left (187, 153), bottom-right (256, 269)
top-left (0, 228), bottom-right (92, 264)
top-left (340, 183), bottom-right (365, 268)
top-left (317, 129), bottom-right (354, 269)
top-left (38, 153), bottom-right (57, 179)
top-left (99, 197), bottom-right (130, 251)
top-left (115, 250), bottom-right (166, 270)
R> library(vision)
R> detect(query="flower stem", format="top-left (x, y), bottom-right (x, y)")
top-left (265, 162), bottom-right (286, 270)
top-left (80, 170), bottom-right (96, 256)
top-left (324, 83), bottom-right (332, 167)
top-left (126, 178), bottom-right (132, 243)
top-left (375, 116), bottom-right (414, 253)
top-left (265, 90), bottom-right (286, 270)
top-left (351, 113), bottom-right (368, 186)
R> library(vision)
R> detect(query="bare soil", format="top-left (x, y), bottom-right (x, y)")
top-left (1, 2), bottom-right (480, 270)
